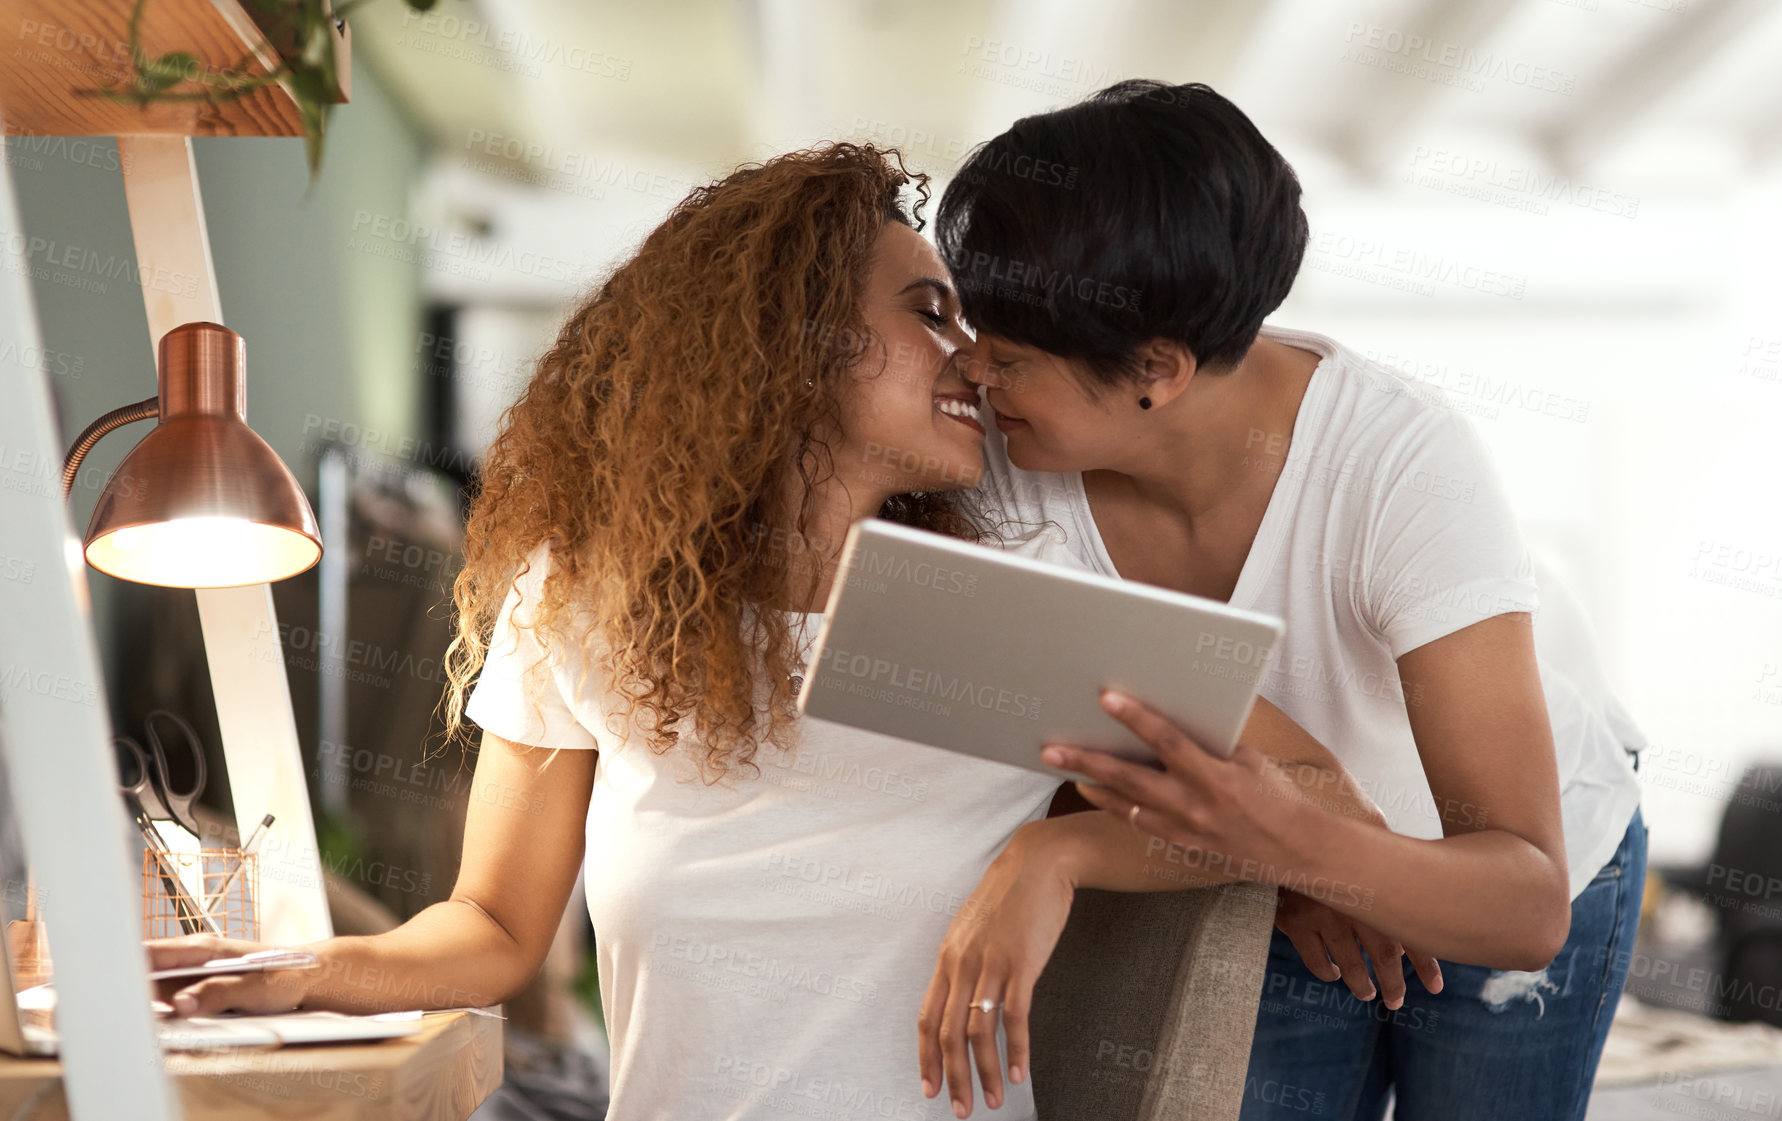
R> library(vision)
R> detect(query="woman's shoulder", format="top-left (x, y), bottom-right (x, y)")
top-left (1266, 327), bottom-right (1507, 510)
top-left (498, 539), bottom-right (565, 624)
top-left (1294, 328), bottom-right (1488, 454)
top-left (511, 539), bottom-right (558, 587)
top-left (498, 538), bottom-right (614, 659)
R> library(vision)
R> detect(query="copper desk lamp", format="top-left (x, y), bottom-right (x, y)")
top-left (59, 321), bottom-right (322, 587)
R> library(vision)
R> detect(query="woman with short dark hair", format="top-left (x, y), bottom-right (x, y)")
top-left (919, 80), bottom-right (1645, 1121)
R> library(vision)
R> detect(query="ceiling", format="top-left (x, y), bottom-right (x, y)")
top-left (341, 0), bottom-right (1782, 307)
top-left (353, 0), bottom-right (1782, 174)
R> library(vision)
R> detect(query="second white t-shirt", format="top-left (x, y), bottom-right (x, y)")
top-left (976, 322), bottom-right (1643, 899)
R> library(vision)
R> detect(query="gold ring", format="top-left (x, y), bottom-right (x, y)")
top-left (1128, 803), bottom-right (1141, 826)
top-left (971, 998), bottom-right (999, 1014)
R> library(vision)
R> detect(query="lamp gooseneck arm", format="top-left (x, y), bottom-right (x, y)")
top-left (60, 397), bottom-right (159, 503)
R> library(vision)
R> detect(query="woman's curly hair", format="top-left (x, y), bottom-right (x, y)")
top-left (440, 143), bottom-right (985, 783)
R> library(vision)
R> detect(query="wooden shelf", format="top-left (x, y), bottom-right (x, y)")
top-left (0, 1010), bottom-right (503, 1120)
top-left (0, 0), bottom-right (350, 138)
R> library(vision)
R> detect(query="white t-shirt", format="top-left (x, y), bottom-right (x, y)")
top-left (465, 544), bottom-right (1060, 1120)
top-left (977, 322), bottom-right (1642, 900)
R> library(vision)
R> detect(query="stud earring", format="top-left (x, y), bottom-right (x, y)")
top-left (1139, 396), bottom-right (1152, 410)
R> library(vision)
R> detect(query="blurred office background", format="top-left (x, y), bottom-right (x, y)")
top-left (8, 0), bottom-right (1782, 1115)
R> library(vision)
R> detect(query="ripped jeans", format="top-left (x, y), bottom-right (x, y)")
top-left (1239, 809), bottom-right (1647, 1121)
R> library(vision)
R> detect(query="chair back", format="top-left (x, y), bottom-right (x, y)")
top-left (1029, 881), bottom-right (1277, 1120)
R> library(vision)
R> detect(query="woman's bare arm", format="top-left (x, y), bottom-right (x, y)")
top-left (151, 730), bottom-right (596, 1015)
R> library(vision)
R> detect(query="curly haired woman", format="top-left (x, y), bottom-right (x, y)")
top-left (147, 142), bottom-right (1370, 1119)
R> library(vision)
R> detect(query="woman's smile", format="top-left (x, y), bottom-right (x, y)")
top-left (992, 407), bottom-right (1027, 434)
top-left (934, 392), bottom-right (986, 436)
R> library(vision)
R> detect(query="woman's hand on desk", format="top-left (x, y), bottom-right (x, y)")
top-left (917, 825), bottom-right (1076, 1118)
top-left (147, 934), bottom-right (314, 1016)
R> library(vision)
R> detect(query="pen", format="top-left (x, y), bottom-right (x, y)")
top-left (204, 813), bottom-right (274, 918)
top-left (239, 813), bottom-right (273, 856)
top-left (135, 811), bottom-right (220, 935)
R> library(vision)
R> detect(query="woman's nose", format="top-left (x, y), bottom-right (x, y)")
top-left (956, 348), bottom-right (995, 387)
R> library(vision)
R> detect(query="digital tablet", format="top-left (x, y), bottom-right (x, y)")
top-left (795, 519), bottom-right (1285, 779)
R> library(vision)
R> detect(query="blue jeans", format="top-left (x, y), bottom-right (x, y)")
top-left (1239, 809), bottom-right (1647, 1121)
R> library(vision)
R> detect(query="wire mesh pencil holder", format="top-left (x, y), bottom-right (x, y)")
top-left (142, 848), bottom-right (259, 940)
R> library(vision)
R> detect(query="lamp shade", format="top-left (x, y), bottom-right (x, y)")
top-left (82, 323), bottom-right (321, 588)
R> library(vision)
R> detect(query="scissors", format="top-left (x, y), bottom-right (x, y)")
top-left (115, 711), bottom-right (218, 935)
top-left (114, 710), bottom-right (207, 842)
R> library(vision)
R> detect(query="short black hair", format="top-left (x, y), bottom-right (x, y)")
top-left (935, 80), bottom-right (1308, 385)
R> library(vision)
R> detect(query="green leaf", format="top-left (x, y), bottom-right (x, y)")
top-left (289, 64), bottom-right (331, 178)
top-left (302, 18), bottom-right (335, 67)
top-left (301, 110), bottom-right (326, 180)
top-left (288, 62), bottom-right (329, 106)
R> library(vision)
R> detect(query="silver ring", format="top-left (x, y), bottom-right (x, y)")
top-left (1128, 803), bottom-right (1141, 826)
top-left (971, 998), bottom-right (1001, 1014)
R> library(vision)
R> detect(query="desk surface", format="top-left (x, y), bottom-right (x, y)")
top-left (0, 1009), bottom-right (503, 1121)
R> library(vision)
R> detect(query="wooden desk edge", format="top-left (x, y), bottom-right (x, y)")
top-left (0, 1009), bottom-right (504, 1121)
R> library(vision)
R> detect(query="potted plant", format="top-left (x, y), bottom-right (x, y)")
top-left (86, 0), bottom-right (436, 177)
